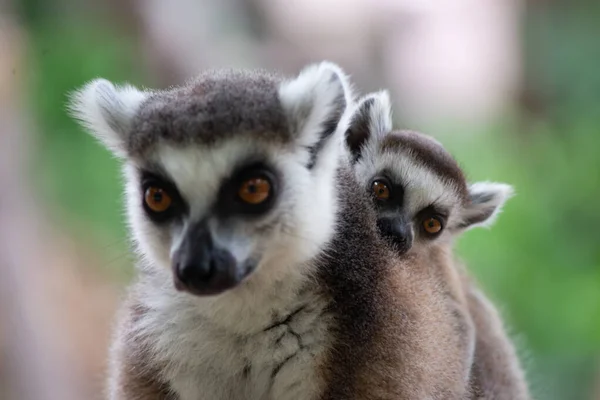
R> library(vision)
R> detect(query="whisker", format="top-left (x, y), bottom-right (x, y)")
top-left (99, 237), bottom-right (128, 251)
top-left (102, 251), bottom-right (135, 268)
top-left (278, 228), bottom-right (324, 247)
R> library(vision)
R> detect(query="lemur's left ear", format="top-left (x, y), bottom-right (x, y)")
top-left (278, 61), bottom-right (353, 168)
top-left (345, 90), bottom-right (393, 163)
top-left (68, 79), bottom-right (149, 158)
top-left (458, 182), bottom-right (514, 230)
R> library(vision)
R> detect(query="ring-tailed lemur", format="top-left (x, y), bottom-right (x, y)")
top-left (345, 90), bottom-right (531, 400)
top-left (69, 62), bottom-right (473, 400)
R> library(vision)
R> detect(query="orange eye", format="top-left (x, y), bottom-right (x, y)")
top-left (423, 217), bottom-right (442, 234)
top-left (372, 180), bottom-right (390, 200)
top-left (238, 177), bottom-right (271, 204)
top-left (144, 187), bottom-right (172, 212)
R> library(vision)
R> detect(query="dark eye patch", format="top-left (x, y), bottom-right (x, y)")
top-left (368, 171), bottom-right (405, 210)
top-left (214, 161), bottom-right (279, 219)
top-left (139, 169), bottom-right (188, 223)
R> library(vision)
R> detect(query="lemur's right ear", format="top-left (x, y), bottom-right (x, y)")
top-left (68, 79), bottom-right (149, 158)
top-left (345, 90), bottom-right (393, 163)
top-left (278, 61), bottom-right (353, 169)
top-left (459, 182), bottom-right (515, 230)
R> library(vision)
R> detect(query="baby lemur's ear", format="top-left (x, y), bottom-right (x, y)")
top-left (278, 61), bottom-right (352, 168)
top-left (68, 79), bottom-right (149, 157)
top-left (345, 90), bottom-right (393, 163)
top-left (459, 182), bottom-right (515, 230)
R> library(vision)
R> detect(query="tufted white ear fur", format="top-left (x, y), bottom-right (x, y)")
top-left (345, 90), bottom-right (393, 162)
top-left (68, 79), bottom-right (149, 157)
top-left (459, 182), bottom-right (515, 230)
top-left (278, 61), bottom-right (353, 159)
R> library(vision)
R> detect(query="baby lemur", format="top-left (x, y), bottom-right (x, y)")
top-left (70, 62), bottom-right (477, 399)
top-left (345, 90), bottom-right (531, 400)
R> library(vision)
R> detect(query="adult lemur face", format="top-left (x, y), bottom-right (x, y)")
top-left (345, 91), bottom-right (514, 254)
top-left (69, 62), bottom-right (353, 296)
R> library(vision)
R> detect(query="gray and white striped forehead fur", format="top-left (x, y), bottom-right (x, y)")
top-left (68, 61), bottom-right (354, 289)
top-left (126, 69), bottom-right (290, 157)
top-left (347, 90), bottom-right (514, 233)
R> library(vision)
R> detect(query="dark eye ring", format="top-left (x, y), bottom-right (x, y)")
top-left (220, 165), bottom-right (278, 217)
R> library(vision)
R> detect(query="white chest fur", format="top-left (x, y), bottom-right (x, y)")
top-left (133, 273), bottom-right (331, 400)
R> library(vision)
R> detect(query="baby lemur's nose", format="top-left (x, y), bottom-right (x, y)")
top-left (377, 217), bottom-right (413, 254)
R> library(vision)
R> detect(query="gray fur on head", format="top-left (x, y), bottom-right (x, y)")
top-left (69, 63), bottom-right (353, 164)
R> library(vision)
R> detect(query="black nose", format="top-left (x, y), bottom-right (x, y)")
top-left (172, 222), bottom-right (245, 296)
top-left (377, 217), bottom-right (413, 254)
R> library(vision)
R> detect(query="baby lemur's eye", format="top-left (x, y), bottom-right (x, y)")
top-left (144, 187), bottom-right (173, 213)
top-left (238, 177), bottom-right (272, 205)
top-left (371, 180), bottom-right (391, 200)
top-left (423, 217), bottom-right (443, 234)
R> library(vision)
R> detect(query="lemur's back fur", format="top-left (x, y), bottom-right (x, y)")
top-left (428, 245), bottom-right (531, 400)
top-left (457, 264), bottom-right (530, 400)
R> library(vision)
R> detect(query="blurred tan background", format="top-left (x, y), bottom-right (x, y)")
top-left (0, 0), bottom-right (599, 399)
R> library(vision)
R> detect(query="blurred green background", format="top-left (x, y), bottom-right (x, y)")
top-left (6, 0), bottom-right (600, 398)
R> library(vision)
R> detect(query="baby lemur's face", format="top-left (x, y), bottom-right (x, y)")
top-left (346, 91), bottom-right (513, 254)
top-left (69, 62), bottom-right (352, 297)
